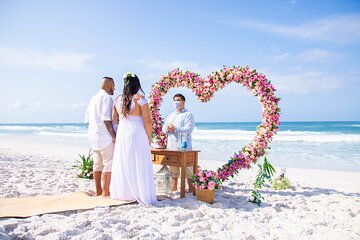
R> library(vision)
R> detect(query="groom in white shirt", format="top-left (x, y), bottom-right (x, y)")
top-left (162, 93), bottom-right (195, 193)
top-left (85, 77), bottom-right (116, 196)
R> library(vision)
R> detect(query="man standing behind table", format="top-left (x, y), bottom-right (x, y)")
top-left (85, 77), bottom-right (116, 196)
top-left (162, 93), bottom-right (195, 193)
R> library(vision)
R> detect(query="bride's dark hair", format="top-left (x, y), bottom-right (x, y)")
top-left (121, 73), bottom-right (144, 117)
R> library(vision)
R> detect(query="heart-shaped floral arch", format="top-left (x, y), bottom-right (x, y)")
top-left (149, 66), bottom-right (281, 183)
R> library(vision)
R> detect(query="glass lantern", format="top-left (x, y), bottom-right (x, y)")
top-left (155, 165), bottom-right (174, 198)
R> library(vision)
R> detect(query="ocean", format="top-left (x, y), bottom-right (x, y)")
top-left (0, 121), bottom-right (359, 172)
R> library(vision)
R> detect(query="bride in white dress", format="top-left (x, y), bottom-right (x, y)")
top-left (110, 72), bottom-right (157, 205)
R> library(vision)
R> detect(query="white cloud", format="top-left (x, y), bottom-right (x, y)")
top-left (71, 102), bottom-right (87, 109)
top-left (138, 58), bottom-right (344, 95)
top-left (274, 52), bottom-right (291, 61)
top-left (211, 83), bottom-right (253, 97)
top-left (244, 67), bottom-right (329, 95)
top-left (267, 70), bottom-right (343, 94)
top-left (274, 49), bottom-right (344, 62)
top-left (0, 47), bottom-right (94, 72)
top-left (51, 103), bottom-right (65, 110)
top-left (7, 100), bottom-right (30, 109)
top-left (35, 102), bottom-right (45, 108)
top-left (296, 49), bottom-right (344, 61)
top-left (138, 58), bottom-right (200, 72)
top-left (227, 14), bottom-right (360, 43)
top-left (137, 58), bottom-right (219, 82)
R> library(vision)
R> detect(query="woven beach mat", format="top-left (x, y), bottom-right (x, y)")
top-left (0, 192), bottom-right (135, 218)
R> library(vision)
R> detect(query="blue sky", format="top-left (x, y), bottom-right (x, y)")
top-left (0, 0), bottom-right (359, 123)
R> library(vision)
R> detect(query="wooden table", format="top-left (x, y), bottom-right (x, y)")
top-left (151, 149), bottom-right (200, 198)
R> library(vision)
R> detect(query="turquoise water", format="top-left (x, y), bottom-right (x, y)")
top-left (196, 121), bottom-right (360, 133)
top-left (1, 122), bottom-right (360, 172)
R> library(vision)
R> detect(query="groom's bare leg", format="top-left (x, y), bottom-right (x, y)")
top-left (102, 172), bottom-right (111, 196)
top-left (93, 171), bottom-right (102, 196)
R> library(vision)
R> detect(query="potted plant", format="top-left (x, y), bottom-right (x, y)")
top-left (191, 169), bottom-right (221, 204)
top-left (75, 149), bottom-right (93, 179)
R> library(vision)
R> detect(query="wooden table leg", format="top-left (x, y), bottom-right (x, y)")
top-left (193, 152), bottom-right (198, 196)
top-left (180, 156), bottom-right (186, 198)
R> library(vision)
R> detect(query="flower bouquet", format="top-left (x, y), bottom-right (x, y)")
top-left (271, 169), bottom-right (291, 190)
top-left (191, 169), bottom-right (221, 204)
top-left (75, 149), bottom-right (93, 179)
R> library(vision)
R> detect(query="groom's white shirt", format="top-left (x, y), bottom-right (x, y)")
top-left (85, 89), bottom-right (114, 150)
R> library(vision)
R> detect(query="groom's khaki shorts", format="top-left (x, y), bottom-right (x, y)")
top-left (92, 143), bottom-right (114, 172)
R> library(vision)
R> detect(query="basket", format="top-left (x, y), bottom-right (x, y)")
top-left (196, 189), bottom-right (215, 204)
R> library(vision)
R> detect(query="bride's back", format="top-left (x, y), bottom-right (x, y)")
top-left (115, 93), bottom-right (145, 118)
top-left (128, 94), bottom-right (144, 116)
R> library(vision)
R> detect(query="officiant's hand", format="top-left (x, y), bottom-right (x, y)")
top-left (167, 124), bottom-right (175, 132)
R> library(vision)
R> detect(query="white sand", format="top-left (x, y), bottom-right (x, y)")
top-left (0, 138), bottom-right (359, 240)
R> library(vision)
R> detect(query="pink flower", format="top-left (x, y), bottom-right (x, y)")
top-left (219, 71), bottom-right (225, 79)
top-left (206, 171), bottom-right (212, 178)
top-left (208, 181), bottom-right (216, 190)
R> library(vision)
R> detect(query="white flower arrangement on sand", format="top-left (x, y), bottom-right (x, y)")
top-left (271, 169), bottom-right (291, 190)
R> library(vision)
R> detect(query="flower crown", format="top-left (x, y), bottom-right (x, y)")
top-left (123, 72), bottom-right (136, 86)
top-left (123, 72), bottom-right (135, 79)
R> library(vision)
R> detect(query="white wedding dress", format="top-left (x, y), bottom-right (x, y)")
top-left (110, 96), bottom-right (157, 205)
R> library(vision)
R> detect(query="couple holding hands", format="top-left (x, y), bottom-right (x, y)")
top-left (85, 73), bottom-right (195, 205)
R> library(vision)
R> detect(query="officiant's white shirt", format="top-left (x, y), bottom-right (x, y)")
top-left (162, 108), bottom-right (195, 150)
top-left (85, 89), bottom-right (113, 150)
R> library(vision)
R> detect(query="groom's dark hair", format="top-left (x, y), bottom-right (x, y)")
top-left (102, 76), bottom-right (113, 81)
top-left (173, 93), bottom-right (185, 101)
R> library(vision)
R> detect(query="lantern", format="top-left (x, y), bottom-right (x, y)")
top-left (155, 165), bottom-right (174, 198)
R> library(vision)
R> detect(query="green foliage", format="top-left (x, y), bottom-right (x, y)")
top-left (75, 149), bottom-right (93, 179)
top-left (263, 157), bottom-right (276, 177)
top-left (249, 157), bottom-right (276, 205)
